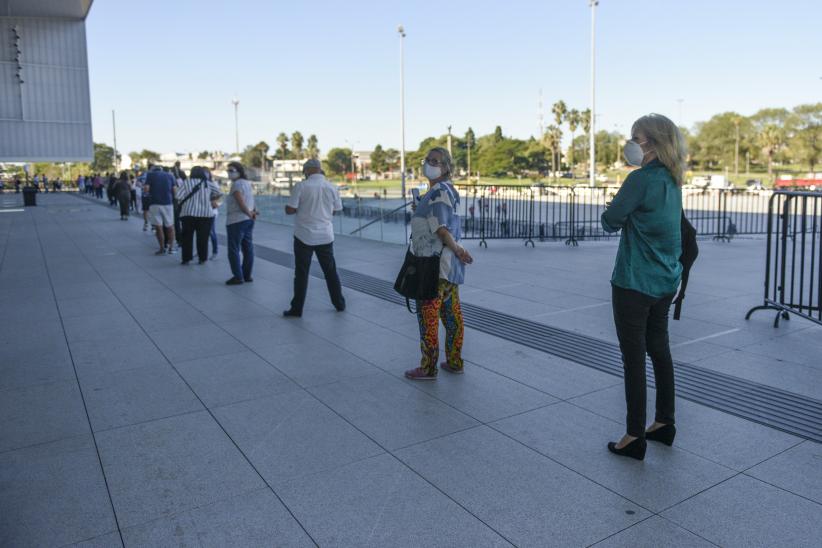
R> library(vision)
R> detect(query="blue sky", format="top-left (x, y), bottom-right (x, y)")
top-left (86, 0), bottom-right (822, 155)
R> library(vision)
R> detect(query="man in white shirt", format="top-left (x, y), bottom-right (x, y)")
top-left (283, 159), bottom-right (345, 317)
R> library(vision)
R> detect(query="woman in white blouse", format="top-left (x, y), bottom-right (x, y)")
top-left (177, 166), bottom-right (223, 265)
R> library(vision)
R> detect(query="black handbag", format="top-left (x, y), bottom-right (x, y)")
top-left (394, 247), bottom-right (440, 309)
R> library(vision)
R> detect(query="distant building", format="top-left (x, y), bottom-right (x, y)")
top-left (0, 1), bottom-right (94, 162)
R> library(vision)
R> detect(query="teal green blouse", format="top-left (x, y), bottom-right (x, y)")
top-left (601, 159), bottom-right (682, 298)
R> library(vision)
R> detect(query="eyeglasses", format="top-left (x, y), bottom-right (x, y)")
top-left (227, 168), bottom-right (237, 173)
top-left (422, 157), bottom-right (442, 167)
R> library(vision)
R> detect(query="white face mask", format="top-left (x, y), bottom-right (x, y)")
top-left (423, 163), bottom-right (442, 181)
top-left (623, 140), bottom-right (650, 167)
top-left (228, 171), bottom-right (240, 181)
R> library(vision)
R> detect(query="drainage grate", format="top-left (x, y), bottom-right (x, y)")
top-left (249, 240), bottom-right (822, 443)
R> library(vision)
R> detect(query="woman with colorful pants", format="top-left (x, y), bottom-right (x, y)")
top-left (405, 147), bottom-right (473, 381)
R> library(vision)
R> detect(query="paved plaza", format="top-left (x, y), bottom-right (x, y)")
top-left (1, 192), bottom-right (821, 547)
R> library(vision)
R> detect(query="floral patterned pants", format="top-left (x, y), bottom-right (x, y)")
top-left (416, 279), bottom-right (464, 375)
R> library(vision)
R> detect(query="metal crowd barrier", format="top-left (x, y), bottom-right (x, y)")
top-left (746, 191), bottom-right (822, 327)
top-left (455, 184), bottom-right (784, 246)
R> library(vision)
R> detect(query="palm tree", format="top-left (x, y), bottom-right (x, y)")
top-left (276, 132), bottom-right (289, 160)
top-left (567, 109), bottom-right (580, 171)
top-left (552, 100), bottom-right (567, 129)
top-left (758, 125), bottom-right (784, 177)
top-left (543, 125), bottom-right (560, 182)
top-left (291, 131), bottom-right (304, 159)
top-left (306, 134), bottom-right (319, 159)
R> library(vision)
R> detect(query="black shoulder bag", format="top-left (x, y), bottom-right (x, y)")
top-left (672, 211), bottom-right (699, 320)
top-left (394, 246), bottom-right (440, 312)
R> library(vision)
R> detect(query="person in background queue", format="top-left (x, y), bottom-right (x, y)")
top-left (405, 147), bottom-right (473, 381)
top-left (282, 158), bottom-right (345, 318)
top-left (224, 162), bottom-right (256, 285)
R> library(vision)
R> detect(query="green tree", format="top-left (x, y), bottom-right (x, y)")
top-left (691, 112), bottom-right (754, 170)
top-left (306, 134), bottom-right (319, 159)
top-left (130, 149), bottom-right (160, 167)
top-left (791, 103), bottom-right (822, 172)
top-left (197, 150), bottom-right (210, 160)
top-left (580, 109), bottom-right (592, 170)
top-left (384, 148), bottom-right (400, 171)
top-left (370, 144), bottom-right (387, 174)
top-left (291, 131), bottom-right (304, 159)
top-left (276, 132), bottom-right (289, 160)
top-left (241, 141), bottom-right (269, 169)
top-left (492, 126), bottom-right (504, 143)
top-left (463, 127), bottom-right (476, 175)
top-left (324, 147), bottom-right (352, 176)
top-left (475, 131), bottom-right (527, 176)
top-left (758, 125), bottom-right (786, 176)
top-left (91, 142), bottom-right (117, 173)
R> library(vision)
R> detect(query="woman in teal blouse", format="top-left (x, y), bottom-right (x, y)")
top-left (601, 113), bottom-right (686, 460)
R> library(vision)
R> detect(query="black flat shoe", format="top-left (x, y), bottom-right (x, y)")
top-left (244, 277), bottom-right (253, 283)
top-left (225, 277), bottom-right (243, 286)
top-left (646, 424), bottom-right (676, 446)
top-left (607, 438), bottom-right (647, 461)
top-left (283, 309), bottom-right (301, 318)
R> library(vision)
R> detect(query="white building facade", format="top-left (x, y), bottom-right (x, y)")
top-left (0, 1), bottom-right (94, 162)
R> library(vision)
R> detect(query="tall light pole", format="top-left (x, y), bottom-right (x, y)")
top-left (447, 125), bottom-right (452, 156)
top-left (398, 25), bottom-right (407, 203)
top-left (231, 97), bottom-right (240, 155)
top-left (589, 0), bottom-right (598, 187)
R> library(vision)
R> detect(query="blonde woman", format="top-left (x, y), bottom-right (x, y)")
top-left (601, 113), bottom-right (686, 460)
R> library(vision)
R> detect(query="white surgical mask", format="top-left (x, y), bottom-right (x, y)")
top-left (623, 140), bottom-right (650, 167)
top-left (423, 163), bottom-right (442, 180)
top-left (228, 171), bottom-right (240, 180)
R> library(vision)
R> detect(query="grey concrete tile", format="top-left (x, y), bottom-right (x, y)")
top-left (256, 340), bottom-right (380, 388)
top-left (492, 402), bottom-right (735, 511)
top-left (0, 435), bottom-right (117, 547)
top-left (51, 281), bottom-right (112, 301)
top-left (148, 323), bottom-right (247, 363)
top-left (213, 391), bottom-right (384, 486)
top-left (0, 380), bottom-right (89, 452)
top-left (662, 474), bottom-right (822, 547)
top-left (0, 341), bottom-right (75, 391)
top-left (63, 311), bottom-right (142, 343)
top-left (309, 372), bottom-right (478, 450)
top-left (81, 363), bottom-right (203, 431)
top-left (121, 488), bottom-right (312, 547)
top-left (65, 531), bottom-right (123, 547)
top-left (69, 336), bottom-right (170, 378)
top-left (128, 301), bottom-right (211, 333)
top-left (277, 453), bottom-right (510, 547)
top-left (462, 333), bottom-right (622, 399)
top-left (410, 363), bottom-right (558, 422)
top-left (187, 297), bottom-right (275, 323)
top-left (175, 350), bottom-right (299, 408)
top-left (570, 385), bottom-right (804, 471)
top-left (58, 294), bottom-right (125, 319)
top-left (96, 411), bottom-right (265, 528)
top-left (591, 515), bottom-right (716, 547)
top-left (395, 426), bottom-right (648, 546)
top-left (747, 441), bottom-right (822, 504)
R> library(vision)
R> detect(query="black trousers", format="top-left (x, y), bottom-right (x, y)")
top-left (180, 216), bottom-right (213, 263)
top-left (612, 285), bottom-right (676, 438)
top-left (290, 237), bottom-right (345, 314)
top-left (118, 196), bottom-right (130, 217)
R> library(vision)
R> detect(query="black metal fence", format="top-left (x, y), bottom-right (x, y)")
top-left (746, 191), bottom-right (822, 327)
top-left (455, 184), bottom-right (782, 246)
